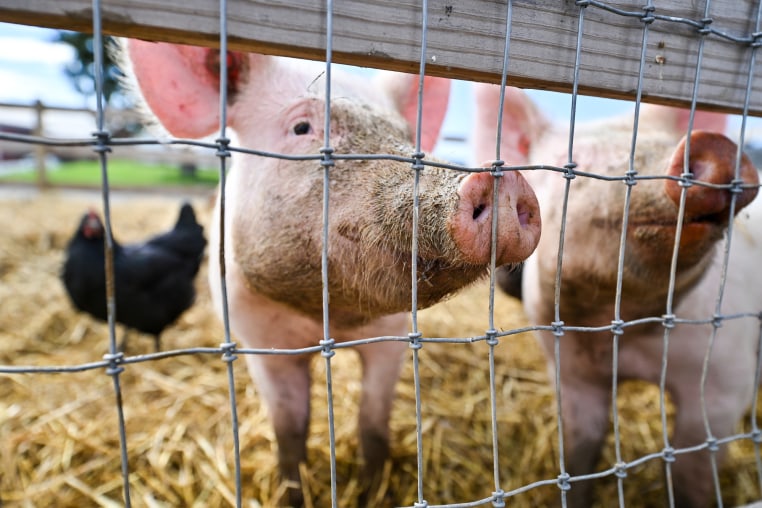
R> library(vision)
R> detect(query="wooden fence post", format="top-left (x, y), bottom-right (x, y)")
top-left (33, 100), bottom-right (48, 188)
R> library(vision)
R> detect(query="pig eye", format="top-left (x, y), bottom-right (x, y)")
top-left (293, 121), bottom-right (312, 135)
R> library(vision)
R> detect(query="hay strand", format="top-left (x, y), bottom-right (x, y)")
top-left (0, 189), bottom-right (760, 507)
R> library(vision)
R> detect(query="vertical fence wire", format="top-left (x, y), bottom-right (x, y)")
top-left (485, 2), bottom-right (515, 505)
top-left (550, 3), bottom-right (590, 505)
top-left (215, 0), bottom-right (243, 506)
top-left (698, 0), bottom-right (762, 502)
top-left (606, 4), bottom-right (658, 506)
top-left (320, 0), bottom-right (339, 505)
top-left (754, 318), bottom-right (762, 497)
top-left (91, 0), bottom-right (131, 504)
top-left (655, 8), bottom-right (684, 502)
top-left (410, 1), bottom-right (430, 506)
top-left (680, 3), bottom-right (729, 507)
top-left (746, 8), bottom-right (762, 498)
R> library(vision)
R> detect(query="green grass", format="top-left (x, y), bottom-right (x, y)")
top-left (0, 159), bottom-right (219, 187)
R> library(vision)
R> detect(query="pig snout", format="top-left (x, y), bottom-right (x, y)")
top-left (665, 131), bottom-right (759, 218)
top-left (450, 170), bottom-right (541, 266)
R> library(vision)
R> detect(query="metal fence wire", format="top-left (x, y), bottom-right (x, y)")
top-left (1, 0), bottom-right (762, 507)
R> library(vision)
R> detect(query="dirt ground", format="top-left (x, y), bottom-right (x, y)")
top-left (0, 186), bottom-right (760, 507)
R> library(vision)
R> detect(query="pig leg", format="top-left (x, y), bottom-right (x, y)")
top-left (666, 366), bottom-right (752, 506)
top-left (666, 383), bottom-right (729, 507)
top-left (243, 353), bottom-right (312, 507)
top-left (556, 373), bottom-right (612, 508)
top-left (356, 339), bottom-right (407, 502)
top-left (537, 329), bottom-right (615, 507)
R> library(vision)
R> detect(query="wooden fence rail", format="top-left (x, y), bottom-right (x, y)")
top-left (0, 0), bottom-right (760, 116)
top-left (0, 101), bottom-right (219, 187)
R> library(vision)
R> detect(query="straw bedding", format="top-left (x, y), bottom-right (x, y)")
top-left (0, 189), bottom-right (759, 507)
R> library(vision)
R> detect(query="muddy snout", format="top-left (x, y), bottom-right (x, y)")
top-left (665, 131), bottom-right (759, 218)
top-left (449, 169), bottom-right (541, 266)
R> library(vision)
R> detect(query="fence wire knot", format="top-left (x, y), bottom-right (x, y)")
top-left (486, 328), bottom-right (499, 347)
top-left (729, 178), bottom-right (746, 195)
top-left (751, 429), bottom-right (762, 444)
top-left (706, 437), bottom-right (719, 452)
top-left (563, 163), bottom-right (577, 180)
top-left (624, 170), bottom-right (638, 188)
top-left (556, 472), bottom-right (571, 492)
top-left (491, 488), bottom-right (506, 507)
top-left (614, 461), bottom-right (627, 479)
top-left (697, 17), bottom-right (713, 36)
top-left (641, 5), bottom-right (656, 24)
top-left (575, 0), bottom-right (591, 7)
top-left (408, 331), bottom-right (423, 350)
top-left (411, 151), bottom-right (425, 171)
top-left (219, 341), bottom-right (238, 363)
top-left (413, 501), bottom-right (428, 508)
top-left (751, 31), bottom-right (762, 48)
top-left (320, 146), bottom-right (335, 168)
top-left (662, 446), bottom-right (676, 463)
top-left (319, 338), bottom-right (336, 359)
top-left (490, 160), bottom-right (505, 178)
top-left (678, 172), bottom-right (694, 188)
top-left (103, 352), bottom-right (124, 376)
top-left (551, 321), bottom-right (565, 338)
top-left (712, 313), bottom-right (724, 329)
top-left (611, 319), bottom-right (625, 336)
top-left (92, 129), bottom-right (112, 154)
top-left (215, 136), bottom-right (231, 158)
top-left (662, 313), bottom-right (676, 329)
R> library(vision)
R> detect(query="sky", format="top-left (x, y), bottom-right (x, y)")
top-left (0, 24), bottom-right (84, 107)
top-left (0, 21), bottom-right (759, 166)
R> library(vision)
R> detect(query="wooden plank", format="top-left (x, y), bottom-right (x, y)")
top-left (0, 0), bottom-right (760, 116)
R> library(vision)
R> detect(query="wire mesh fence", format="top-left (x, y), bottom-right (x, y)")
top-left (1, 1), bottom-right (761, 507)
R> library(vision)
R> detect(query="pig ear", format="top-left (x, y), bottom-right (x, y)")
top-left (126, 40), bottom-right (252, 139)
top-left (473, 83), bottom-right (550, 166)
top-left (377, 73), bottom-right (451, 153)
top-left (639, 104), bottom-right (727, 136)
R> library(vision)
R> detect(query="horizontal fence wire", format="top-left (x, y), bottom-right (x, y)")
top-left (1, 1), bottom-right (762, 507)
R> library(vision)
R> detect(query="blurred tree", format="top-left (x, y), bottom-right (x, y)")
top-left (55, 31), bottom-right (142, 136)
top-left (55, 31), bottom-right (127, 107)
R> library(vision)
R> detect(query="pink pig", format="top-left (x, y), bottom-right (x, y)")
top-left (475, 83), bottom-right (760, 507)
top-left (124, 41), bottom-right (541, 505)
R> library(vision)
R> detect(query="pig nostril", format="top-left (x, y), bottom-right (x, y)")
top-left (516, 201), bottom-right (530, 227)
top-left (473, 204), bottom-right (487, 220)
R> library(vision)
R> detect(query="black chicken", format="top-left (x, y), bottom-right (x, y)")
top-left (61, 202), bottom-right (207, 351)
